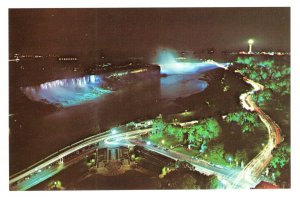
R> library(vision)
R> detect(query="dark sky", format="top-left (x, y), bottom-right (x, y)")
top-left (9, 8), bottom-right (290, 59)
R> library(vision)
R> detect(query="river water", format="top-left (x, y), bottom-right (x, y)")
top-left (9, 63), bottom-right (216, 175)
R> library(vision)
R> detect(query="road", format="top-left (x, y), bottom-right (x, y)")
top-left (128, 139), bottom-right (243, 188)
top-left (230, 76), bottom-right (282, 188)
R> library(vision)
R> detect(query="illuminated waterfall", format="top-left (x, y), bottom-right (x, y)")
top-left (154, 49), bottom-right (225, 74)
top-left (21, 75), bottom-right (112, 107)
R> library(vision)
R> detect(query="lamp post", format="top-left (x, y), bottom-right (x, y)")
top-left (248, 39), bottom-right (254, 54)
top-left (228, 157), bottom-right (233, 167)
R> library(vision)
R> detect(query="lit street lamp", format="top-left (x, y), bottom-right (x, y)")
top-left (228, 157), bottom-right (233, 166)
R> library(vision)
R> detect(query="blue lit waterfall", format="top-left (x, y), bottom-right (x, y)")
top-left (20, 75), bottom-right (112, 107)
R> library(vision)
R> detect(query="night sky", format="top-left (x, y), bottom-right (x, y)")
top-left (9, 8), bottom-right (290, 59)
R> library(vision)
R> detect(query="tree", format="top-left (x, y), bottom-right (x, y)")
top-left (190, 118), bottom-right (221, 144)
top-left (172, 127), bottom-right (181, 141)
top-left (152, 119), bottom-right (166, 135)
top-left (151, 118), bottom-right (221, 149)
top-left (258, 60), bottom-right (274, 69)
top-left (270, 143), bottom-right (290, 169)
top-left (208, 176), bottom-right (219, 189)
top-left (268, 143), bottom-right (290, 187)
top-left (225, 111), bottom-right (260, 133)
top-left (205, 118), bottom-right (220, 139)
top-left (253, 90), bottom-right (273, 105)
top-left (187, 129), bottom-right (196, 144)
top-left (236, 57), bottom-right (255, 66)
top-left (192, 124), bottom-right (205, 144)
top-left (207, 144), bottom-right (227, 165)
top-left (166, 124), bottom-right (176, 135)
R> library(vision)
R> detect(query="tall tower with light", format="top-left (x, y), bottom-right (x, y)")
top-left (248, 39), bottom-right (254, 54)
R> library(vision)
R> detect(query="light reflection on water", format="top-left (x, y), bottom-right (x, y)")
top-left (160, 74), bottom-right (208, 100)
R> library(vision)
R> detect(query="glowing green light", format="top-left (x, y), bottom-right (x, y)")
top-left (248, 39), bottom-right (254, 44)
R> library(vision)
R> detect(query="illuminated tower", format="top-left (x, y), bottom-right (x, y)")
top-left (248, 39), bottom-right (254, 54)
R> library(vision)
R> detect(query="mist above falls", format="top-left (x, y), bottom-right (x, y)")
top-left (154, 49), bottom-right (220, 75)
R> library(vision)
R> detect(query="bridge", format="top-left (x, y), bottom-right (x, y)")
top-left (9, 128), bottom-right (150, 190)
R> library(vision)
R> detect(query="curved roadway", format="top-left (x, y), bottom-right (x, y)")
top-left (231, 76), bottom-right (282, 188)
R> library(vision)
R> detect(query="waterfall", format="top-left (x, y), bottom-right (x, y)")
top-left (20, 75), bottom-right (111, 107)
top-left (154, 49), bottom-right (226, 74)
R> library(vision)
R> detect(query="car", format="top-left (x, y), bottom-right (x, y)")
top-left (215, 164), bottom-right (224, 169)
